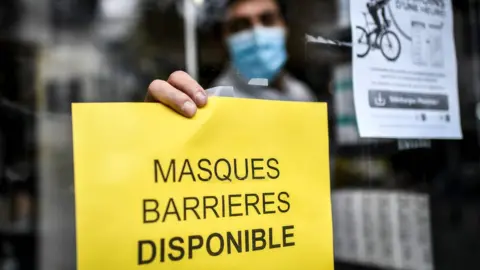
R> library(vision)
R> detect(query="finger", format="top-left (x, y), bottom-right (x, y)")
top-left (167, 71), bottom-right (207, 107)
top-left (147, 79), bottom-right (197, 118)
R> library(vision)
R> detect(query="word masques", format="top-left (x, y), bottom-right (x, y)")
top-left (138, 226), bottom-right (295, 264)
top-left (154, 158), bottom-right (280, 183)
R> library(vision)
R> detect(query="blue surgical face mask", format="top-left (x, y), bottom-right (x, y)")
top-left (227, 26), bottom-right (287, 82)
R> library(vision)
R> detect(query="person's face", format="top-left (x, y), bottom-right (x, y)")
top-left (223, 0), bottom-right (286, 38)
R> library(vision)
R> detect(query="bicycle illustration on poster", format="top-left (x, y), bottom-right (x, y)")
top-left (355, 0), bottom-right (402, 61)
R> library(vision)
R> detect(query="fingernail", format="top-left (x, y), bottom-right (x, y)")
top-left (181, 101), bottom-right (197, 117)
top-left (195, 92), bottom-right (207, 106)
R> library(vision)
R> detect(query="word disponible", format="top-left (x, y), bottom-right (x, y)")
top-left (143, 192), bottom-right (290, 223)
top-left (138, 226), bottom-right (295, 264)
top-left (154, 158), bottom-right (280, 183)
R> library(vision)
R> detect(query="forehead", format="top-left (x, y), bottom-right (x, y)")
top-left (225, 0), bottom-right (280, 20)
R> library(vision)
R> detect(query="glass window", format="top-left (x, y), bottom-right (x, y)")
top-left (0, 0), bottom-right (479, 269)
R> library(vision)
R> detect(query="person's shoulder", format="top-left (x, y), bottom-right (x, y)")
top-left (284, 74), bottom-right (317, 102)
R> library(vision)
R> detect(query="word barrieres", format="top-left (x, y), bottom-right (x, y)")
top-left (143, 192), bottom-right (290, 223)
top-left (154, 158), bottom-right (280, 183)
top-left (138, 226), bottom-right (295, 264)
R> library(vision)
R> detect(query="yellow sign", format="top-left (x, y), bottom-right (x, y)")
top-left (72, 97), bottom-right (333, 270)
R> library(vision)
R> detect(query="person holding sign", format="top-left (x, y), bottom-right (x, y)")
top-left (73, 1), bottom-right (333, 269)
top-left (145, 0), bottom-right (316, 117)
top-left (73, 0), bottom-right (333, 268)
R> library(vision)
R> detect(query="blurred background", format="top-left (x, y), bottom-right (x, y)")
top-left (0, 0), bottom-right (479, 269)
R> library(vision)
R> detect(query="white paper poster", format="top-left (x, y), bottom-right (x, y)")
top-left (350, 0), bottom-right (462, 139)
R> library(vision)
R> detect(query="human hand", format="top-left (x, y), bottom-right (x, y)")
top-left (145, 71), bottom-right (208, 118)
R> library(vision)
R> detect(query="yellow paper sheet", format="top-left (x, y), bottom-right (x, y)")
top-left (72, 97), bottom-right (333, 270)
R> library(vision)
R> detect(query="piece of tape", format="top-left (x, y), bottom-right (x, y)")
top-left (206, 86), bottom-right (235, 97)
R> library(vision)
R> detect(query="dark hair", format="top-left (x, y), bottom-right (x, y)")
top-left (226, 0), bottom-right (287, 20)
